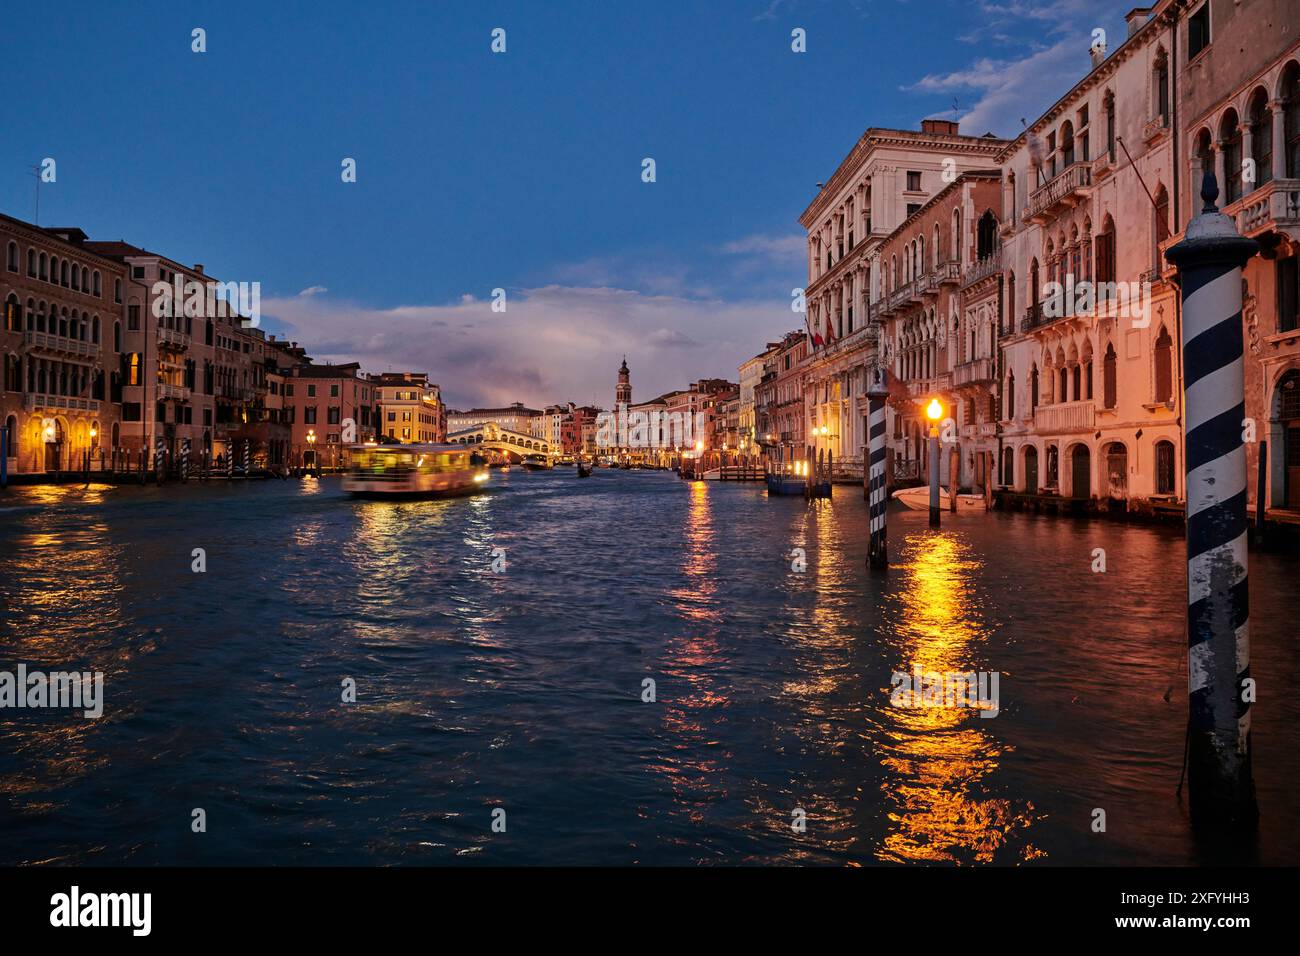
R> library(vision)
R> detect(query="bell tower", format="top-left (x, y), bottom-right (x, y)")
top-left (615, 356), bottom-right (631, 407)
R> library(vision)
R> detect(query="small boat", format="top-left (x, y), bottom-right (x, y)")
top-left (342, 444), bottom-right (489, 498)
top-left (891, 485), bottom-right (987, 512)
top-left (520, 454), bottom-right (551, 471)
top-left (577, 460), bottom-right (592, 477)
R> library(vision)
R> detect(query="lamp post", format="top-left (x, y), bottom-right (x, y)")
top-left (306, 429), bottom-right (317, 476)
top-left (926, 398), bottom-right (942, 528)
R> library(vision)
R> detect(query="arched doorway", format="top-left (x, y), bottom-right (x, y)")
top-left (1001, 446), bottom-right (1013, 486)
top-left (43, 417), bottom-right (65, 471)
top-left (1023, 445), bottom-right (1039, 494)
top-left (1071, 444), bottom-right (1091, 499)
top-left (1104, 442), bottom-right (1128, 498)
top-left (3, 414), bottom-right (16, 466)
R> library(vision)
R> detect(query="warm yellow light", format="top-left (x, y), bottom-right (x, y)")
top-left (926, 398), bottom-right (943, 421)
top-left (820, 425), bottom-right (828, 435)
top-left (694, 440), bottom-right (703, 452)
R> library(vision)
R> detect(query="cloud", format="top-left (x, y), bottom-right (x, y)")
top-left (297, 285), bottom-right (328, 297)
top-left (260, 285), bottom-right (792, 410)
top-left (720, 233), bottom-right (806, 259)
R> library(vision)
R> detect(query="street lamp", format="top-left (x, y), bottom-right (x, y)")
top-left (926, 398), bottom-right (943, 527)
top-left (306, 429), bottom-right (317, 475)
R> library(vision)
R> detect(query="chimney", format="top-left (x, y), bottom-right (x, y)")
top-left (194, 263), bottom-right (204, 274)
top-left (1090, 37), bottom-right (1107, 68)
top-left (1126, 7), bottom-right (1151, 38)
top-left (920, 118), bottom-right (960, 137)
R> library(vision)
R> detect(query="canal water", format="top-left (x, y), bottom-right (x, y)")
top-left (1, 470), bottom-right (1297, 866)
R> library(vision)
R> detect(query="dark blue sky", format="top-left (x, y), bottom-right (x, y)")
top-left (2, 0), bottom-right (1132, 407)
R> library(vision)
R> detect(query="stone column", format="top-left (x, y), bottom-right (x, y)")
top-left (1270, 100), bottom-right (1287, 182)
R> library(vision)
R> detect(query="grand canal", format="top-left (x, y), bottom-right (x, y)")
top-left (1, 469), bottom-right (1297, 866)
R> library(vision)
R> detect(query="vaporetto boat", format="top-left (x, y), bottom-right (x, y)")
top-left (342, 443), bottom-right (490, 498)
top-left (891, 485), bottom-right (987, 512)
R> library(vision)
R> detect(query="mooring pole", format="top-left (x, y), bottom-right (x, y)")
top-left (0, 423), bottom-right (8, 489)
top-left (949, 444), bottom-right (959, 513)
top-left (867, 367), bottom-right (889, 568)
top-left (928, 425), bottom-right (940, 528)
top-left (1165, 170), bottom-right (1258, 828)
top-left (181, 437), bottom-right (190, 482)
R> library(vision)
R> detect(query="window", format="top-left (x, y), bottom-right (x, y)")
top-left (126, 353), bottom-right (142, 386)
top-left (1153, 186), bottom-right (1170, 270)
top-left (1221, 110), bottom-right (1242, 204)
top-left (1006, 371), bottom-right (1015, 419)
top-left (1103, 344), bottom-right (1118, 409)
top-left (307, 384), bottom-right (316, 397)
top-left (1279, 257), bottom-right (1299, 333)
top-left (6, 242), bottom-right (16, 272)
top-left (1187, 3), bottom-right (1210, 59)
top-left (1095, 218), bottom-right (1117, 288)
top-left (330, 384), bottom-right (339, 397)
top-left (1248, 90), bottom-right (1272, 188)
top-left (1030, 365), bottom-right (1039, 411)
top-left (27, 249), bottom-right (36, 277)
top-left (328, 407), bottom-right (341, 425)
top-left (93, 271), bottom-right (102, 297)
top-left (906, 203), bottom-right (922, 218)
top-left (304, 406), bottom-right (317, 424)
top-left (1154, 326), bottom-right (1173, 403)
top-left (1104, 91), bottom-right (1116, 162)
top-left (128, 304), bottom-right (140, 331)
top-left (1155, 49), bottom-right (1169, 124)
top-left (4, 299), bottom-right (19, 332)
top-left (1285, 65), bottom-right (1300, 178)
top-left (906, 171), bottom-right (922, 191)
top-left (1156, 441), bottom-right (1176, 494)
top-left (114, 278), bottom-right (122, 303)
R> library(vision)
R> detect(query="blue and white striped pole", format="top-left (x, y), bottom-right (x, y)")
top-left (154, 437), bottom-right (165, 484)
top-left (1165, 170), bottom-right (1258, 827)
top-left (181, 437), bottom-right (190, 482)
top-left (867, 366), bottom-right (889, 569)
top-left (242, 439), bottom-right (250, 477)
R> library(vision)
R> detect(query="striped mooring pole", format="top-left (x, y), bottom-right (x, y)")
top-left (154, 437), bottom-right (165, 484)
top-left (226, 444), bottom-right (234, 479)
top-left (242, 440), bottom-right (250, 477)
top-left (866, 366), bottom-right (889, 569)
top-left (180, 438), bottom-right (190, 482)
top-left (1165, 170), bottom-right (1258, 827)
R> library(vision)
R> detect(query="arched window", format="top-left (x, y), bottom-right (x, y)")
top-left (1103, 343), bottom-right (1118, 409)
top-left (1029, 258), bottom-right (1040, 313)
top-left (1154, 48), bottom-right (1170, 125)
top-left (1155, 440), bottom-right (1176, 494)
top-left (1284, 63), bottom-right (1300, 178)
top-left (1005, 271), bottom-right (1016, 333)
top-left (39, 253), bottom-right (47, 281)
top-left (952, 209), bottom-right (962, 266)
top-left (1154, 325), bottom-right (1173, 403)
top-left (93, 270), bottom-right (102, 297)
top-left (977, 210), bottom-right (998, 260)
top-left (933, 223), bottom-right (941, 267)
top-left (1030, 364), bottom-right (1040, 411)
top-left (1221, 109), bottom-right (1243, 204)
top-left (1104, 89), bottom-right (1116, 162)
top-left (1061, 120), bottom-right (1075, 168)
top-left (1095, 216), bottom-right (1117, 296)
top-left (92, 315), bottom-right (101, 345)
top-left (5, 242), bottom-right (16, 273)
top-left (113, 321), bottom-right (121, 353)
top-left (1248, 89), bottom-right (1273, 188)
top-left (1153, 185), bottom-right (1170, 269)
top-left (61, 259), bottom-right (70, 287)
top-left (27, 249), bottom-right (36, 277)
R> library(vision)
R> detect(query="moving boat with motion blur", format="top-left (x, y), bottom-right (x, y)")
top-left (520, 453), bottom-right (552, 471)
top-left (343, 444), bottom-right (490, 497)
top-left (576, 459), bottom-right (593, 477)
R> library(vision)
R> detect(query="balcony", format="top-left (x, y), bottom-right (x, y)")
top-left (217, 384), bottom-right (254, 402)
top-left (23, 393), bottom-right (101, 413)
top-left (158, 327), bottom-right (191, 350)
top-left (1026, 161), bottom-right (1093, 224)
top-left (1142, 113), bottom-right (1170, 144)
top-left (962, 251), bottom-right (1001, 287)
top-left (1033, 400), bottom-right (1095, 433)
top-left (1020, 302), bottom-right (1045, 332)
top-left (158, 382), bottom-right (191, 401)
top-left (935, 259), bottom-right (962, 286)
top-left (23, 330), bottom-right (97, 359)
top-left (952, 356), bottom-right (996, 387)
top-left (1228, 179), bottom-right (1300, 239)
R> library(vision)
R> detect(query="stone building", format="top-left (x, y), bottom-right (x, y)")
top-left (2, 216), bottom-right (125, 474)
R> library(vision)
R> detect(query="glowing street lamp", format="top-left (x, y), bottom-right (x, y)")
top-left (306, 429), bottom-right (317, 474)
top-left (926, 398), bottom-right (943, 527)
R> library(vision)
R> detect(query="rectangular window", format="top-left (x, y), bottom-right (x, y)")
top-left (1279, 258), bottom-right (1300, 333)
top-left (330, 384), bottom-right (339, 397)
top-left (906, 171), bottom-right (921, 191)
top-left (1188, 3), bottom-right (1210, 59)
top-left (122, 402), bottom-right (141, 421)
top-left (328, 407), bottom-right (340, 425)
top-left (304, 406), bottom-right (317, 424)
top-left (128, 305), bottom-right (140, 331)
top-left (906, 203), bottom-right (922, 217)
top-left (307, 384), bottom-right (316, 397)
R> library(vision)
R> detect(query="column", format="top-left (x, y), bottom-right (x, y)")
top-left (1165, 170), bottom-right (1259, 828)
top-left (1270, 100), bottom-right (1287, 182)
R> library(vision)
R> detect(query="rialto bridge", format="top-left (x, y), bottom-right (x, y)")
top-left (446, 422), bottom-right (550, 462)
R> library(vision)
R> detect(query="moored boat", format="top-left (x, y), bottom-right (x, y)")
top-left (891, 485), bottom-right (986, 512)
top-left (342, 444), bottom-right (490, 498)
top-left (577, 460), bottom-right (592, 477)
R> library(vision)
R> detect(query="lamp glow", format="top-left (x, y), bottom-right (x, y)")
top-left (926, 398), bottom-right (943, 421)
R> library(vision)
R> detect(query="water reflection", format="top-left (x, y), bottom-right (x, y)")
top-left (877, 531), bottom-right (1043, 863)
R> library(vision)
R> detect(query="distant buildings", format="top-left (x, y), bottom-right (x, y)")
top-left (375, 372), bottom-right (446, 444)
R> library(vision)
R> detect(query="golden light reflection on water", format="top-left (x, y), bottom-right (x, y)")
top-left (878, 531), bottom-right (1043, 864)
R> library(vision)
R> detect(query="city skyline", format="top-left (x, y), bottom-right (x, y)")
top-left (3, 0), bottom-right (1138, 408)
